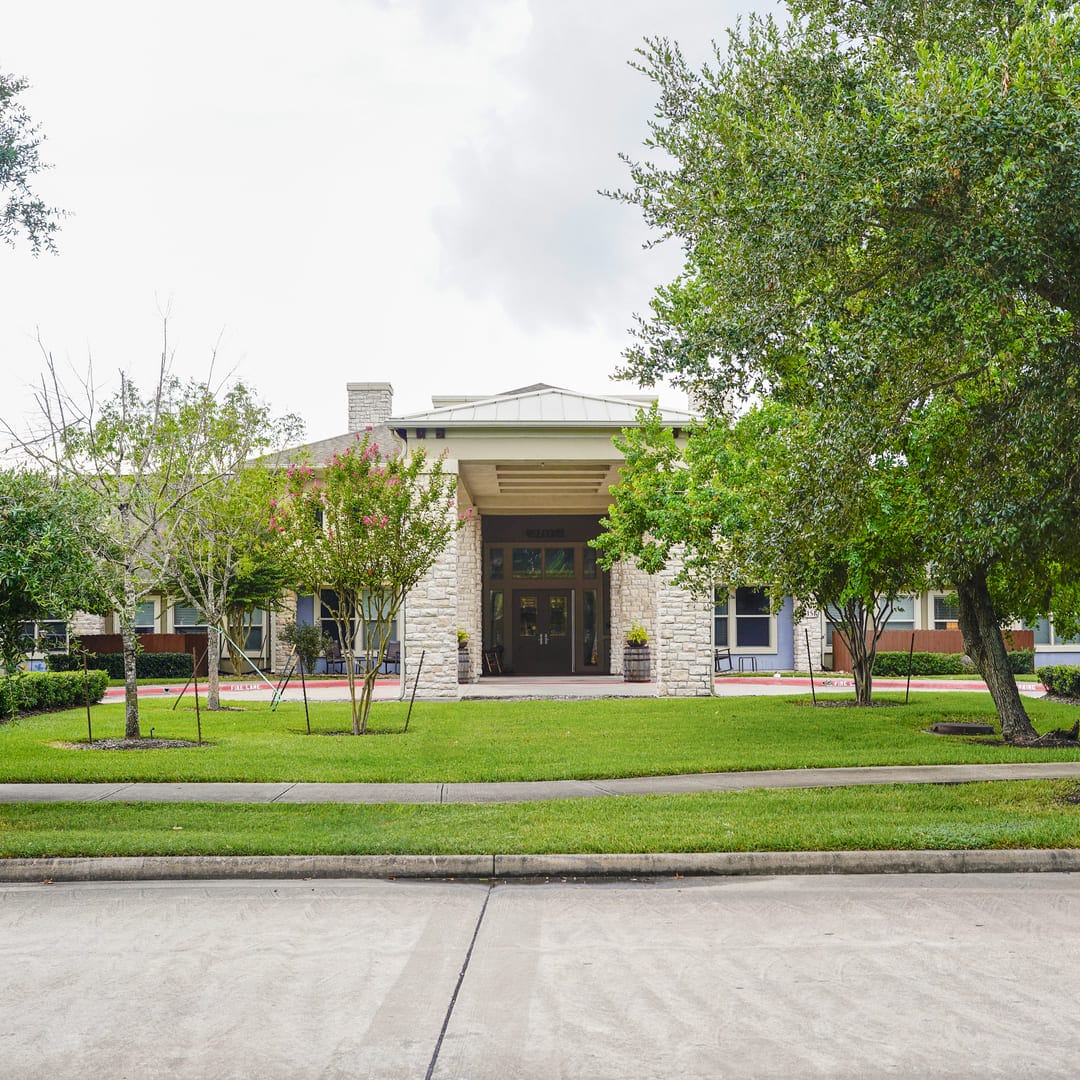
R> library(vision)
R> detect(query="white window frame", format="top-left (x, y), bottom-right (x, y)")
top-left (714, 586), bottom-right (776, 654)
top-left (931, 592), bottom-right (961, 631)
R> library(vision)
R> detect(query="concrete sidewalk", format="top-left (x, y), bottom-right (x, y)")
top-left (4, 760), bottom-right (1080, 804)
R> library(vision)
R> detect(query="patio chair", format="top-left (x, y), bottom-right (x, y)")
top-left (324, 641), bottom-right (347, 674)
top-left (383, 641), bottom-right (401, 675)
top-left (714, 647), bottom-right (733, 673)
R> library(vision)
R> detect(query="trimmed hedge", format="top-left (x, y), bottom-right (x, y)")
top-left (0, 670), bottom-right (109, 717)
top-left (873, 651), bottom-right (967, 676)
top-left (48, 652), bottom-right (194, 679)
top-left (1037, 665), bottom-right (1080, 699)
top-left (872, 649), bottom-right (1035, 677)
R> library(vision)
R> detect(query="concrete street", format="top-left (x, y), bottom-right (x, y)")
top-left (3, 874), bottom-right (1080, 1079)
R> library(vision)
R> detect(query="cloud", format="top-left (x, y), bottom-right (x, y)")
top-left (431, 0), bottom-right (770, 333)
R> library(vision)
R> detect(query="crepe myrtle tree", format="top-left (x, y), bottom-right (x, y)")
top-left (277, 433), bottom-right (465, 735)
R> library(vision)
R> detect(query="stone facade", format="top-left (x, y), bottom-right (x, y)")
top-left (456, 511), bottom-right (482, 682)
top-left (347, 382), bottom-right (394, 431)
top-left (402, 476), bottom-right (461, 699)
top-left (793, 606), bottom-right (823, 674)
top-left (69, 612), bottom-right (106, 637)
top-left (271, 592), bottom-right (298, 673)
top-left (655, 554), bottom-right (714, 697)
top-left (609, 560), bottom-right (657, 677)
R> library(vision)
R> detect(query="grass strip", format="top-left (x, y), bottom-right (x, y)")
top-left (1, 781), bottom-right (1079, 857)
top-left (3, 693), bottom-right (1080, 785)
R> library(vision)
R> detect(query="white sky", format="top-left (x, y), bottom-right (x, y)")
top-left (2, 0), bottom-right (774, 444)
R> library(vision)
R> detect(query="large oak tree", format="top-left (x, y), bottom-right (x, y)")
top-left (614, 0), bottom-right (1080, 742)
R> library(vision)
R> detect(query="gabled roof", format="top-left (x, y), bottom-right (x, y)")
top-left (390, 385), bottom-right (695, 429)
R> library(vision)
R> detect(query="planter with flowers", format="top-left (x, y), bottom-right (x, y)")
top-left (457, 629), bottom-right (471, 683)
top-left (623, 624), bottom-right (651, 682)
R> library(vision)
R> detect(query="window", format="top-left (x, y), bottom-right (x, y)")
top-left (881, 595), bottom-right (916, 632)
top-left (714, 589), bottom-right (729, 648)
top-left (544, 547), bottom-right (575, 578)
top-left (173, 603), bottom-right (207, 634)
top-left (20, 619), bottom-right (67, 653)
top-left (134, 601), bottom-right (156, 634)
top-left (933, 595), bottom-right (960, 630)
top-left (735, 587), bottom-right (772, 647)
top-left (1024, 617), bottom-right (1080, 647)
top-left (320, 589), bottom-right (356, 647)
top-left (512, 547), bottom-right (543, 578)
top-left (714, 587), bottom-right (774, 651)
top-left (488, 547), bottom-right (504, 580)
top-left (240, 608), bottom-right (264, 651)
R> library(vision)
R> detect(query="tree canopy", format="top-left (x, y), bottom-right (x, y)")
top-left (278, 435), bottom-right (463, 735)
top-left (0, 469), bottom-right (109, 672)
top-left (0, 73), bottom-right (62, 252)
top-left (613, 0), bottom-right (1080, 741)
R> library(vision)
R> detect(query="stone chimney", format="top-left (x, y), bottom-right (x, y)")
top-left (347, 383), bottom-right (394, 431)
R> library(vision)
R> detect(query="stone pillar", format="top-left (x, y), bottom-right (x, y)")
top-left (402, 467), bottom-right (461, 700)
top-left (793, 607), bottom-right (823, 673)
top-left (609, 560), bottom-right (657, 676)
top-left (456, 510), bottom-right (482, 682)
top-left (347, 383), bottom-right (394, 431)
top-left (655, 553), bottom-right (714, 697)
top-left (271, 592), bottom-right (298, 672)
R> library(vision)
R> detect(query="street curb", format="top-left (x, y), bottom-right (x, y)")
top-left (3, 848), bottom-right (1080, 883)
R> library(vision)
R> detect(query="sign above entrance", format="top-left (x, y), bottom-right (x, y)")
top-left (525, 528), bottom-right (565, 539)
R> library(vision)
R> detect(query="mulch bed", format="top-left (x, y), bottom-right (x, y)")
top-left (52, 738), bottom-right (208, 750)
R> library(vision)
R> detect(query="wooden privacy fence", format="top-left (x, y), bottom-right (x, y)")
top-left (77, 632), bottom-right (210, 675)
top-left (830, 628), bottom-right (1034, 674)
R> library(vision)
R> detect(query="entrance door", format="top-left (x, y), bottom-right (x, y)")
top-left (512, 590), bottom-right (572, 675)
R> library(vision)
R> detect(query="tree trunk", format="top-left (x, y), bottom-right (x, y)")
top-left (206, 627), bottom-right (222, 710)
top-left (836, 600), bottom-right (874, 706)
top-left (121, 574), bottom-right (140, 739)
top-left (955, 571), bottom-right (1038, 744)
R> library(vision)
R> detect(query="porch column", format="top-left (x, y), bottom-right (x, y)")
top-left (793, 607), bottom-right (823, 673)
top-left (402, 465), bottom-right (462, 699)
top-left (655, 551), bottom-right (714, 697)
top-left (609, 560), bottom-right (657, 676)
top-left (456, 509), bottom-right (482, 681)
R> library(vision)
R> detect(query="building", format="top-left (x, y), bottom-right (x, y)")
top-left (36, 380), bottom-right (1080, 684)
top-left (269, 381), bottom-right (811, 698)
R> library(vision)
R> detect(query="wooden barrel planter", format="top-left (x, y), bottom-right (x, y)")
top-left (458, 646), bottom-right (470, 684)
top-left (623, 645), bottom-right (651, 682)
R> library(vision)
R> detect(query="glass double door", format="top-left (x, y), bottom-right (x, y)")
top-left (512, 589), bottom-right (572, 675)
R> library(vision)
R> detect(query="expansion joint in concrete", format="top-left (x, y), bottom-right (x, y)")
top-left (425, 884), bottom-right (493, 1080)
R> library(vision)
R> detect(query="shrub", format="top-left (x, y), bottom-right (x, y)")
top-left (873, 649), bottom-right (1034, 677)
top-left (279, 621), bottom-right (332, 674)
top-left (48, 652), bottom-right (194, 679)
top-left (872, 651), bottom-right (967, 676)
top-left (1037, 665), bottom-right (1080, 699)
top-left (0, 669), bottom-right (109, 717)
top-left (1008, 649), bottom-right (1035, 675)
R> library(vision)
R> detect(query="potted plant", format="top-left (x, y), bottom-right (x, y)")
top-left (457, 628), bottom-right (470, 683)
top-left (623, 624), bottom-right (651, 682)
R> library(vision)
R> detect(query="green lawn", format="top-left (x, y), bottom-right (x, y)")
top-left (2, 692), bottom-right (1080, 784)
top-left (2, 780), bottom-right (1078, 857)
